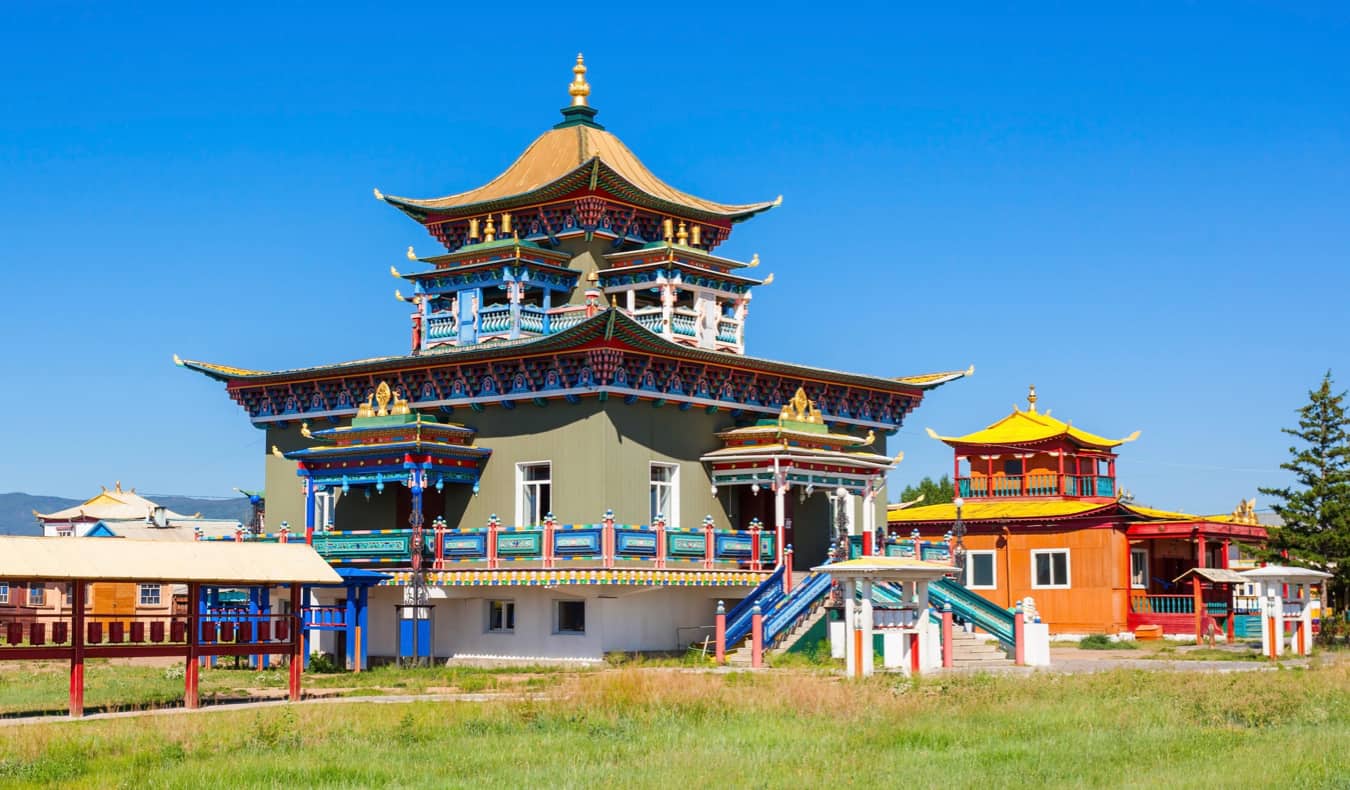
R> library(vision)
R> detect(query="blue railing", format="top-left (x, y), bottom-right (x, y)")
top-left (927, 578), bottom-right (1016, 648)
top-left (724, 566), bottom-right (785, 647)
top-left (762, 571), bottom-right (833, 649)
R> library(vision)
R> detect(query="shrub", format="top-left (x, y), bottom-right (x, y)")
top-left (307, 651), bottom-right (340, 673)
top-left (1078, 634), bottom-right (1127, 650)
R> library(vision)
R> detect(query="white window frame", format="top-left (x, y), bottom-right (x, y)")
top-left (515, 461), bottom-right (552, 526)
top-left (139, 583), bottom-right (161, 606)
top-left (0, 583), bottom-right (8, 604)
top-left (28, 584), bottom-right (45, 606)
top-left (487, 599), bottom-right (515, 633)
top-left (649, 462), bottom-right (680, 527)
top-left (965, 550), bottom-right (998, 590)
top-left (553, 599), bottom-right (586, 635)
top-left (315, 489), bottom-right (335, 530)
top-left (1130, 547), bottom-right (1149, 589)
top-left (1030, 549), bottom-right (1071, 589)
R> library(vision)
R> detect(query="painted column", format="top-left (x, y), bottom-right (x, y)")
top-left (714, 601), bottom-right (726, 664)
top-left (1014, 603), bottom-right (1026, 666)
top-left (303, 476), bottom-right (316, 546)
top-left (843, 578), bottom-right (857, 675)
top-left (859, 579), bottom-right (874, 677)
top-left (345, 585), bottom-right (357, 671)
top-left (69, 579), bottom-right (86, 717)
top-left (861, 488), bottom-right (875, 556)
top-left (750, 605), bottom-right (764, 669)
top-left (357, 584), bottom-right (369, 672)
top-left (941, 602), bottom-right (954, 669)
top-left (185, 583), bottom-right (200, 709)
top-left (773, 466), bottom-right (787, 567)
top-left (288, 583), bottom-right (303, 702)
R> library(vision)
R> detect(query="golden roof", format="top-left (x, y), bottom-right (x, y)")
top-left (379, 56), bottom-right (779, 220)
top-left (887, 499), bottom-right (1114, 523)
top-left (926, 385), bottom-right (1139, 449)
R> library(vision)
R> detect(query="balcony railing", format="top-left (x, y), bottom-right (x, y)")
top-left (1129, 594), bottom-right (1229, 616)
top-left (957, 474), bottom-right (1115, 499)
top-left (420, 302), bottom-right (745, 354)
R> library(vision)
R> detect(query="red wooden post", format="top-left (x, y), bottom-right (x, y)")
top-left (783, 545), bottom-right (794, 594)
top-left (602, 510), bottom-right (615, 570)
top-left (750, 520), bottom-right (762, 571)
top-left (750, 605), bottom-right (763, 668)
top-left (910, 633), bottom-right (920, 674)
top-left (279, 524), bottom-right (289, 544)
top-left (655, 516), bottom-right (667, 570)
top-left (487, 514), bottom-right (499, 570)
top-left (288, 583), bottom-right (303, 702)
top-left (433, 516), bottom-right (445, 570)
top-left (1192, 576), bottom-right (1203, 644)
top-left (185, 583), bottom-right (200, 709)
top-left (1014, 603), bottom-right (1026, 666)
top-left (714, 601), bottom-right (726, 664)
top-left (861, 530), bottom-right (873, 557)
top-left (69, 580), bottom-right (85, 717)
top-left (953, 455), bottom-right (961, 497)
top-left (941, 602), bottom-right (954, 669)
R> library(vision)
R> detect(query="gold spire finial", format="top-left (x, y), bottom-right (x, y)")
top-left (676, 221), bottom-right (689, 246)
top-left (569, 53), bottom-right (591, 107)
top-left (1027, 385), bottom-right (1038, 412)
top-left (483, 215), bottom-right (497, 242)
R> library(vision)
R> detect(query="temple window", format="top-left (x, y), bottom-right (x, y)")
top-left (487, 600), bottom-right (516, 633)
top-left (1003, 459), bottom-right (1023, 476)
top-left (1130, 548), bottom-right (1149, 589)
top-left (554, 600), bottom-right (586, 634)
top-left (966, 551), bottom-right (997, 589)
top-left (516, 462), bottom-right (552, 526)
top-left (139, 584), bottom-right (161, 606)
top-left (649, 463), bottom-right (679, 526)
top-left (28, 584), bottom-right (45, 606)
top-left (0, 583), bottom-right (8, 604)
top-left (1031, 549), bottom-right (1071, 589)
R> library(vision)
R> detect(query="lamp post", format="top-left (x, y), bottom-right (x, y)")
top-left (952, 496), bottom-right (966, 582)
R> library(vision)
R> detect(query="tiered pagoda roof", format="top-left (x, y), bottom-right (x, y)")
top-left (926, 386), bottom-right (1140, 451)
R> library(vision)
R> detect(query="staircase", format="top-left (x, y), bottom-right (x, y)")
top-left (947, 628), bottom-right (1015, 669)
top-left (726, 568), bottom-right (833, 664)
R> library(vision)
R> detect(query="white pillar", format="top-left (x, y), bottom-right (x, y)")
top-left (861, 490), bottom-right (875, 555)
top-left (1301, 595), bottom-right (1313, 656)
top-left (860, 579), bottom-right (875, 677)
top-left (843, 579), bottom-right (857, 673)
top-left (774, 483), bottom-right (786, 567)
top-left (1269, 588), bottom-right (1284, 657)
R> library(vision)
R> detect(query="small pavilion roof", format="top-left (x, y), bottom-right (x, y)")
top-left (926, 386), bottom-right (1139, 450)
top-left (378, 56), bottom-right (778, 224)
top-left (1239, 565), bottom-right (1332, 583)
top-left (0, 536), bottom-right (341, 584)
top-left (1173, 567), bottom-right (1247, 585)
top-left (34, 482), bottom-right (189, 522)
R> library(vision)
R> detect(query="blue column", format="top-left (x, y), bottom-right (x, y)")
top-left (304, 476), bottom-right (316, 544)
top-left (358, 585), bottom-right (370, 670)
top-left (260, 585), bottom-right (271, 669)
top-left (301, 584), bottom-right (311, 670)
top-left (345, 584), bottom-right (357, 671)
top-left (248, 587), bottom-right (260, 669)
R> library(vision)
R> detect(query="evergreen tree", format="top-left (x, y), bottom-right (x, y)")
top-left (897, 475), bottom-right (955, 506)
top-left (1258, 371), bottom-right (1350, 608)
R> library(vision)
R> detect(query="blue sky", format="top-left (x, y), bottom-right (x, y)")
top-left (1, 3), bottom-right (1346, 513)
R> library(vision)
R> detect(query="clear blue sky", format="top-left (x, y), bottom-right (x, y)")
top-left (2, 3), bottom-right (1346, 513)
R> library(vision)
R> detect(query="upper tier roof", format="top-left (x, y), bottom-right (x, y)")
top-left (926, 386), bottom-right (1140, 450)
top-left (378, 55), bottom-right (779, 223)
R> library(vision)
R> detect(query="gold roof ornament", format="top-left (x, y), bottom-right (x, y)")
top-left (762, 273), bottom-right (774, 285)
top-left (372, 188), bottom-right (384, 200)
top-left (390, 265), bottom-right (401, 278)
top-left (748, 253), bottom-right (759, 268)
top-left (662, 218), bottom-right (674, 243)
top-left (779, 387), bottom-right (823, 425)
top-left (676, 221), bottom-right (689, 245)
top-left (690, 225), bottom-right (701, 246)
top-left (406, 246), bottom-right (417, 261)
top-left (501, 212), bottom-right (512, 235)
top-left (569, 52), bottom-right (591, 107)
top-left (374, 381), bottom-right (393, 416)
top-left (391, 388), bottom-right (412, 416)
top-left (1231, 498), bottom-right (1259, 525)
top-left (1027, 385), bottom-right (1038, 412)
top-left (483, 215), bottom-right (497, 242)
top-left (300, 422), bottom-right (313, 440)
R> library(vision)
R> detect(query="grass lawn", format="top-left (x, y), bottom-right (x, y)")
top-left (2, 661), bottom-right (1348, 788)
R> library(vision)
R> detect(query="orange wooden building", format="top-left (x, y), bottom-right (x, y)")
top-left (888, 387), bottom-right (1268, 636)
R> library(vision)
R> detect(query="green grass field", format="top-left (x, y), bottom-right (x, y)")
top-left (1, 660), bottom-right (1348, 788)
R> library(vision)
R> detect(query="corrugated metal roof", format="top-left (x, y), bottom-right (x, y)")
top-left (0, 536), bottom-right (341, 584)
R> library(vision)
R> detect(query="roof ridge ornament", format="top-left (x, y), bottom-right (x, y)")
top-left (569, 53), bottom-right (590, 107)
top-left (1027, 384), bottom-right (1037, 412)
top-left (779, 387), bottom-right (823, 425)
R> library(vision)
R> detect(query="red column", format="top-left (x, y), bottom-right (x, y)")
top-left (861, 530), bottom-right (873, 557)
top-left (953, 455), bottom-right (962, 497)
top-left (1221, 539), bottom-right (1231, 570)
top-left (655, 520), bottom-right (667, 570)
top-left (986, 456), bottom-right (994, 496)
top-left (185, 583), bottom-right (200, 709)
top-left (941, 602), bottom-right (954, 669)
top-left (288, 583), bottom-right (303, 702)
top-left (783, 546), bottom-right (795, 594)
top-left (69, 579), bottom-right (86, 717)
top-left (750, 522), bottom-right (762, 571)
top-left (714, 601), bottom-right (726, 664)
top-left (1197, 535), bottom-right (1208, 569)
top-left (750, 605), bottom-right (764, 668)
top-left (704, 519), bottom-right (715, 570)
top-left (1192, 576), bottom-right (1204, 644)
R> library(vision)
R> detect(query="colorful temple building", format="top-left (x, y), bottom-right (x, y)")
top-left (888, 387), bottom-right (1269, 637)
top-left (177, 56), bottom-right (968, 665)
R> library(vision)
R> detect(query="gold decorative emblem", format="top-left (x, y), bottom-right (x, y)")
top-left (374, 381), bottom-right (393, 415)
top-left (569, 53), bottom-right (591, 107)
top-left (779, 387), bottom-right (823, 425)
top-left (1231, 498), bottom-right (1258, 525)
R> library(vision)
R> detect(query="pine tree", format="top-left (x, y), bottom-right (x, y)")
top-left (1258, 371), bottom-right (1350, 608)
top-left (897, 475), bottom-right (955, 506)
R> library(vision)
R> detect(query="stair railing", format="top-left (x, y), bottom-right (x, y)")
top-left (762, 571), bottom-right (833, 650)
top-left (723, 565), bottom-right (785, 647)
top-left (927, 577), bottom-right (1016, 649)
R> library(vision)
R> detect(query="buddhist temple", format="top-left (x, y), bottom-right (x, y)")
top-left (178, 56), bottom-right (969, 665)
top-left (889, 387), bottom-right (1269, 637)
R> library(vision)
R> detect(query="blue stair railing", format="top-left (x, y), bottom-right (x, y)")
top-left (762, 571), bottom-right (834, 650)
top-left (926, 577), bottom-right (1016, 649)
top-left (723, 565), bottom-right (785, 648)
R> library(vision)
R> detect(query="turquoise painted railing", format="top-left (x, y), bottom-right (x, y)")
top-left (926, 578), bottom-right (1016, 648)
top-left (478, 305), bottom-right (511, 333)
top-left (762, 571), bottom-right (833, 649)
top-left (670, 311), bottom-right (697, 337)
top-left (724, 566), bottom-right (786, 647)
top-left (1129, 594), bottom-right (1229, 616)
top-left (632, 309), bottom-right (664, 333)
top-left (518, 307), bottom-right (545, 333)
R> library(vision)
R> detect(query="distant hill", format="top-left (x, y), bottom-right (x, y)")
top-left (0, 492), bottom-right (250, 536)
